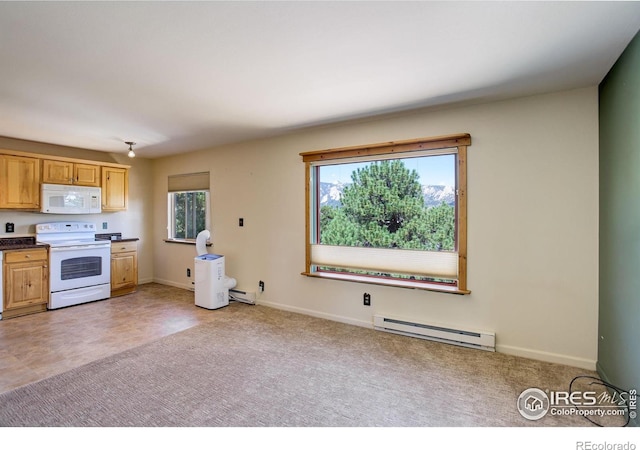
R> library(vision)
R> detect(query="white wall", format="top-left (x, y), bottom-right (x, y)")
top-left (152, 87), bottom-right (599, 369)
top-left (0, 138), bottom-right (154, 284)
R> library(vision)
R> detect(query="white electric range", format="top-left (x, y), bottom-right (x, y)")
top-left (36, 222), bottom-right (111, 309)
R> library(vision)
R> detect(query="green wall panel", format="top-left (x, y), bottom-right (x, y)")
top-left (599, 30), bottom-right (640, 427)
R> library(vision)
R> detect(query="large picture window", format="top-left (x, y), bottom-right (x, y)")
top-left (300, 134), bottom-right (470, 294)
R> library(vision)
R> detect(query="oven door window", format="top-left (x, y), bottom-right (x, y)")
top-left (61, 256), bottom-right (102, 280)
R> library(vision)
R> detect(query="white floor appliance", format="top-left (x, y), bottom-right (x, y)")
top-left (194, 230), bottom-right (236, 310)
top-left (36, 222), bottom-right (111, 309)
top-left (195, 253), bottom-right (228, 310)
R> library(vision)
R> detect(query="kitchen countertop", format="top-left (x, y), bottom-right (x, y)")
top-left (95, 233), bottom-right (139, 242)
top-left (0, 236), bottom-right (49, 251)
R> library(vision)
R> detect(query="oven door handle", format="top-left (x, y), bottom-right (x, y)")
top-left (49, 244), bottom-right (111, 252)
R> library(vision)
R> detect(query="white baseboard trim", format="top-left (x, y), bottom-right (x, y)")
top-left (257, 299), bottom-right (372, 329)
top-left (497, 344), bottom-right (596, 371)
top-left (147, 283), bottom-right (596, 371)
top-left (152, 278), bottom-right (194, 291)
top-left (259, 300), bottom-right (597, 371)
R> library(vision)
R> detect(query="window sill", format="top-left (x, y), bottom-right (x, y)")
top-left (301, 271), bottom-right (470, 295)
top-left (163, 239), bottom-right (212, 246)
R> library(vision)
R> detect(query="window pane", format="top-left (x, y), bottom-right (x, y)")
top-left (170, 191), bottom-right (208, 240)
top-left (317, 155), bottom-right (456, 252)
top-left (174, 192), bottom-right (186, 239)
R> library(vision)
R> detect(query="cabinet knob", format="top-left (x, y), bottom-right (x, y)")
top-left (25, 254), bottom-right (30, 258)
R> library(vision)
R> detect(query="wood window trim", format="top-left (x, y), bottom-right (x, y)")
top-left (300, 133), bottom-right (470, 294)
top-left (300, 133), bottom-right (471, 163)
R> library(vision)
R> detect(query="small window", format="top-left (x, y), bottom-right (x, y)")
top-left (167, 172), bottom-right (210, 241)
top-left (300, 134), bottom-right (470, 294)
top-left (168, 190), bottom-right (209, 240)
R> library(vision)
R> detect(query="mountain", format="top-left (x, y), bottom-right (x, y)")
top-left (422, 185), bottom-right (456, 207)
top-left (319, 182), bottom-right (347, 207)
top-left (319, 182), bottom-right (455, 208)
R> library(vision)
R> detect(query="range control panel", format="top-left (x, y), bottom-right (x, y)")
top-left (36, 222), bottom-right (97, 234)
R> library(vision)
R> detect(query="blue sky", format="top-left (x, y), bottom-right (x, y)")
top-left (319, 154), bottom-right (456, 187)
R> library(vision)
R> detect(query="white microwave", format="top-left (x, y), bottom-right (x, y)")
top-left (41, 183), bottom-right (102, 214)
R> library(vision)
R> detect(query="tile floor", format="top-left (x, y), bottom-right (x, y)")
top-left (0, 283), bottom-right (216, 394)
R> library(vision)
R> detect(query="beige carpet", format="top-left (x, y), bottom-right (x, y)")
top-left (0, 302), bottom-right (623, 426)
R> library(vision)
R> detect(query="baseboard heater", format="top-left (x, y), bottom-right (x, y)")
top-left (229, 288), bottom-right (256, 305)
top-left (373, 315), bottom-right (495, 352)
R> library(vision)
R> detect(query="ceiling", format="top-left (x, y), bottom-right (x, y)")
top-left (1, 1), bottom-right (639, 159)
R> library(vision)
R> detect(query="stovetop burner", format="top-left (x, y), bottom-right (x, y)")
top-left (35, 222), bottom-right (110, 248)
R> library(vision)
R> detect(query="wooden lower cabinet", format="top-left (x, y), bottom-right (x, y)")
top-left (111, 241), bottom-right (138, 297)
top-left (3, 248), bottom-right (49, 319)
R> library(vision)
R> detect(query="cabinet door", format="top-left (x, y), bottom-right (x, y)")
top-left (102, 167), bottom-right (128, 211)
top-left (0, 155), bottom-right (41, 209)
top-left (4, 260), bottom-right (49, 311)
top-left (42, 159), bottom-right (74, 184)
top-left (74, 163), bottom-right (101, 186)
top-left (43, 160), bottom-right (101, 187)
top-left (111, 252), bottom-right (138, 291)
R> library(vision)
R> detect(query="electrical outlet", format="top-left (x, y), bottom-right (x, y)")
top-left (187, 268), bottom-right (191, 277)
top-left (239, 218), bottom-right (244, 227)
top-left (102, 222), bottom-right (108, 230)
top-left (259, 280), bottom-right (265, 292)
top-left (363, 293), bottom-right (371, 306)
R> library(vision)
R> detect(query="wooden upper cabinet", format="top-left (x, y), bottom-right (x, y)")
top-left (0, 154), bottom-right (40, 209)
top-left (0, 149), bottom-right (129, 211)
top-left (102, 166), bottom-right (128, 211)
top-left (42, 159), bottom-right (100, 187)
top-left (74, 163), bottom-right (101, 186)
top-left (42, 160), bottom-right (73, 184)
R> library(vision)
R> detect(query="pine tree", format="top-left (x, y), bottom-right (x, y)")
top-left (321, 160), bottom-right (456, 251)
top-left (173, 191), bottom-right (207, 239)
